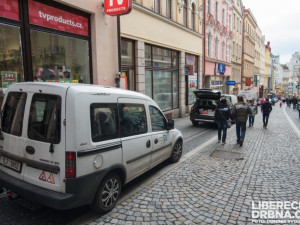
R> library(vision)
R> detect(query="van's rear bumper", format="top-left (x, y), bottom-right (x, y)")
top-left (0, 169), bottom-right (107, 210)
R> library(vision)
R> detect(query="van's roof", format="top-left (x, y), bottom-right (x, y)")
top-left (9, 82), bottom-right (153, 101)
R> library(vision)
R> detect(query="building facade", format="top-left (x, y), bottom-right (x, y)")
top-left (241, 8), bottom-right (256, 91)
top-left (120, 0), bottom-right (204, 118)
top-left (204, 0), bottom-right (233, 94)
top-left (230, 0), bottom-right (243, 95)
top-left (0, 0), bottom-right (119, 104)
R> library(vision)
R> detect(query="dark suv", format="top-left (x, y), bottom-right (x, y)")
top-left (190, 89), bottom-right (221, 126)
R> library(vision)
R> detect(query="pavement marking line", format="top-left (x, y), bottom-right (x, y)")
top-left (283, 107), bottom-right (300, 138)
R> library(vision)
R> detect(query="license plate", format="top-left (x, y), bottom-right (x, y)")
top-left (1, 156), bottom-right (22, 172)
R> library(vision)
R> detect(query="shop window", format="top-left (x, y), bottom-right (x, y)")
top-left (30, 30), bottom-right (90, 83)
top-left (121, 39), bottom-right (135, 90)
top-left (145, 45), bottom-right (179, 111)
top-left (0, 23), bottom-right (24, 104)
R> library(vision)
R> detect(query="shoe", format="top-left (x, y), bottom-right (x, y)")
top-left (222, 142), bottom-right (226, 145)
top-left (249, 125), bottom-right (251, 127)
top-left (265, 126), bottom-right (267, 129)
top-left (218, 140), bottom-right (220, 143)
top-left (239, 140), bottom-right (243, 147)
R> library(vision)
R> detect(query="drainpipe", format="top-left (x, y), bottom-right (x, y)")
top-left (202, 0), bottom-right (206, 88)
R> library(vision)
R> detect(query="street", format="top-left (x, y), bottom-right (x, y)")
top-left (0, 104), bottom-right (299, 224)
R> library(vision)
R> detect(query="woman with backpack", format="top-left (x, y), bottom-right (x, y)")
top-left (214, 98), bottom-right (231, 145)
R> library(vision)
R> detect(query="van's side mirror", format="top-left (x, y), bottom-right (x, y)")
top-left (166, 119), bottom-right (174, 130)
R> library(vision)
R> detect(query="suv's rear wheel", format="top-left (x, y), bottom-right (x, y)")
top-left (169, 140), bottom-right (183, 163)
top-left (192, 120), bottom-right (199, 126)
top-left (91, 172), bottom-right (121, 213)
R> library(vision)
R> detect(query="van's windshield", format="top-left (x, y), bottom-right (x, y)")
top-left (28, 94), bottom-right (61, 143)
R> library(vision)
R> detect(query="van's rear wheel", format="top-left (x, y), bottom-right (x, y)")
top-left (169, 140), bottom-right (183, 163)
top-left (91, 172), bottom-right (121, 213)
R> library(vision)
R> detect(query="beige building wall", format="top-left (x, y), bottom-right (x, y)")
top-left (121, 1), bottom-right (203, 118)
top-left (231, 0), bottom-right (243, 94)
top-left (58, 0), bottom-right (119, 86)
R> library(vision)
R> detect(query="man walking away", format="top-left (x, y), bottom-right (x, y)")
top-left (214, 98), bottom-right (231, 144)
top-left (261, 98), bottom-right (272, 129)
top-left (232, 96), bottom-right (252, 147)
top-left (297, 99), bottom-right (300, 119)
top-left (248, 99), bottom-right (258, 127)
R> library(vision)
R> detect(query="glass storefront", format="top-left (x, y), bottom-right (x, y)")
top-left (0, 0), bottom-right (91, 105)
top-left (121, 39), bottom-right (135, 90)
top-left (145, 44), bottom-right (179, 111)
top-left (31, 30), bottom-right (90, 83)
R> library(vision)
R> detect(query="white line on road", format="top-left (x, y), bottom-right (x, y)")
top-left (283, 107), bottom-right (300, 138)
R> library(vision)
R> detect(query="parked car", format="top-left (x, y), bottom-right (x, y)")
top-left (190, 89), bottom-right (221, 125)
top-left (0, 82), bottom-right (183, 213)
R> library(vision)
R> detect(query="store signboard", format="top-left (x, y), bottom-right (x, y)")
top-left (0, 0), bottom-right (20, 21)
top-left (28, 0), bottom-right (89, 36)
top-left (1, 71), bottom-right (18, 93)
top-left (104, 0), bottom-right (132, 16)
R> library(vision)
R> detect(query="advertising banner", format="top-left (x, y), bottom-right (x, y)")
top-left (104, 0), bottom-right (132, 16)
top-left (0, 0), bottom-right (19, 21)
top-left (28, 0), bottom-right (89, 36)
top-left (1, 71), bottom-right (18, 93)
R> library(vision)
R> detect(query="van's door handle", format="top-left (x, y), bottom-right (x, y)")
top-left (146, 140), bottom-right (151, 148)
top-left (26, 146), bottom-right (35, 155)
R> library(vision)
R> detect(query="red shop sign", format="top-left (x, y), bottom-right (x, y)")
top-left (28, 0), bottom-right (89, 36)
top-left (104, 0), bottom-right (132, 16)
top-left (245, 77), bottom-right (252, 86)
top-left (0, 0), bottom-right (20, 21)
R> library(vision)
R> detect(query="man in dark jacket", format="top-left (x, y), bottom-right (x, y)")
top-left (214, 98), bottom-right (231, 144)
top-left (232, 96), bottom-right (252, 147)
top-left (261, 98), bottom-right (272, 129)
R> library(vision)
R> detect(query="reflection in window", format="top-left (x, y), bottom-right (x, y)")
top-left (2, 92), bottom-right (27, 136)
top-left (30, 30), bottom-right (90, 83)
top-left (119, 104), bottom-right (147, 137)
top-left (90, 103), bottom-right (119, 142)
top-left (149, 106), bottom-right (166, 131)
top-left (28, 94), bottom-right (61, 143)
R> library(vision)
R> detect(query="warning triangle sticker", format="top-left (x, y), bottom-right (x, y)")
top-left (39, 171), bottom-right (47, 182)
top-left (47, 173), bottom-right (55, 184)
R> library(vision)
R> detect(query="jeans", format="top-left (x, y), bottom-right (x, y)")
top-left (298, 110), bottom-right (300, 118)
top-left (249, 115), bottom-right (255, 126)
top-left (217, 121), bottom-right (227, 142)
top-left (263, 113), bottom-right (270, 126)
top-left (236, 121), bottom-right (246, 142)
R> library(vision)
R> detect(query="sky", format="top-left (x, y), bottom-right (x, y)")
top-left (242, 0), bottom-right (300, 64)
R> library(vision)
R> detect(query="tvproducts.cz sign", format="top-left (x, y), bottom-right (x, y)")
top-left (104, 0), bottom-right (132, 16)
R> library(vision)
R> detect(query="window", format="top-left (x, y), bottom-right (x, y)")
top-left (149, 106), bottom-right (166, 131)
top-left (215, 38), bottom-right (219, 59)
top-left (215, 1), bottom-right (219, 21)
top-left (119, 104), bottom-right (147, 137)
top-left (233, 14), bottom-right (236, 29)
top-left (30, 30), bottom-right (90, 83)
top-left (183, 0), bottom-right (188, 27)
top-left (208, 0), bottom-right (211, 13)
top-left (145, 45), bottom-right (179, 111)
top-left (222, 9), bottom-right (225, 25)
top-left (222, 41), bottom-right (225, 60)
top-left (90, 103), bottom-right (119, 142)
top-left (191, 3), bottom-right (196, 31)
top-left (121, 39), bottom-right (136, 90)
top-left (166, 0), bottom-right (171, 18)
top-left (154, 0), bottom-right (160, 13)
top-left (229, 15), bottom-right (231, 30)
top-left (2, 92), bottom-right (27, 136)
top-left (208, 34), bottom-right (212, 57)
top-left (28, 94), bottom-right (61, 143)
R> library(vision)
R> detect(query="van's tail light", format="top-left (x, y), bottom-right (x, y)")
top-left (191, 106), bottom-right (194, 111)
top-left (66, 152), bottom-right (76, 178)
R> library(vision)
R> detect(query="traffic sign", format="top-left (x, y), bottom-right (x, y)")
top-left (227, 80), bottom-right (236, 86)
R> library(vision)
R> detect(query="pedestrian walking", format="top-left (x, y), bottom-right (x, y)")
top-left (232, 96), bottom-right (252, 147)
top-left (214, 98), bottom-right (231, 145)
top-left (261, 98), bottom-right (272, 129)
top-left (248, 99), bottom-right (258, 127)
top-left (280, 101), bottom-right (282, 108)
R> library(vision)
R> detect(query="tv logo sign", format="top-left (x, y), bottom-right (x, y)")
top-left (104, 0), bottom-right (132, 16)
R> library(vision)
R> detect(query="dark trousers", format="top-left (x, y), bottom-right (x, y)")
top-left (236, 121), bottom-right (246, 142)
top-left (217, 121), bottom-right (227, 142)
top-left (263, 113), bottom-right (270, 126)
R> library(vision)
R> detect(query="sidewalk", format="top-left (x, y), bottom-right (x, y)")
top-left (86, 105), bottom-right (300, 225)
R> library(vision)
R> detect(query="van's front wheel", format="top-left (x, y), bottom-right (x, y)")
top-left (169, 140), bottom-right (183, 163)
top-left (91, 172), bottom-right (121, 213)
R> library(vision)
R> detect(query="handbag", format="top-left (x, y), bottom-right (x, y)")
top-left (218, 109), bottom-right (231, 128)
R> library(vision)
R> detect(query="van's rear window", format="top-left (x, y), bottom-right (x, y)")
top-left (28, 94), bottom-right (61, 143)
top-left (2, 92), bottom-right (27, 136)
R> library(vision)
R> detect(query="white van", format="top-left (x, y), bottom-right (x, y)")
top-left (0, 82), bottom-right (183, 213)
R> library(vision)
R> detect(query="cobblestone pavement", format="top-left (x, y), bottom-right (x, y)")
top-left (86, 104), bottom-right (300, 225)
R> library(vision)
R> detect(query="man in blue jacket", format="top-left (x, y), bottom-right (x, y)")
top-left (261, 98), bottom-right (273, 129)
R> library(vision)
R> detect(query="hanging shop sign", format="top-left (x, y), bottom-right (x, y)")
top-left (245, 77), bottom-right (252, 86)
top-left (227, 80), bottom-right (236, 86)
top-left (28, 0), bottom-right (89, 36)
top-left (0, 0), bottom-right (20, 21)
top-left (104, 0), bottom-right (132, 16)
top-left (218, 64), bottom-right (226, 75)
